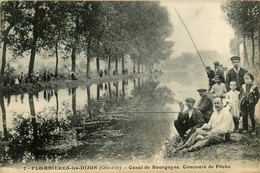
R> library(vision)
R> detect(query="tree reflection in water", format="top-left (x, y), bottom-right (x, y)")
top-left (0, 79), bottom-right (175, 166)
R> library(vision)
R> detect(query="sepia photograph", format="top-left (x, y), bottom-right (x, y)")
top-left (0, 1), bottom-right (259, 172)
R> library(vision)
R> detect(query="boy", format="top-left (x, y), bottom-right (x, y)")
top-left (210, 74), bottom-right (227, 98)
top-left (240, 72), bottom-right (259, 134)
top-left (224, 81), bottom-right (240, 132)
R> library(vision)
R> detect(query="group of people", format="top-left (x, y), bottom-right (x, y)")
top-left (174, 56), bottom-right (259, 152)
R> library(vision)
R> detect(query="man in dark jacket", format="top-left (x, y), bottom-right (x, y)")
top-left (225, 56), bottom-right (247, 91)
top-left (197, 89), bottom-right (213, 123)
top-left (174, 98), bottom-right (204, 140)
top-left (206, 66), bottom-right (215, 93)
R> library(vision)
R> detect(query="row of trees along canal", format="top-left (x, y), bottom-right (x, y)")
top-left (222, 1), bottom-right (260, 68)
top-left (0, 1), bottom-right (173, 84)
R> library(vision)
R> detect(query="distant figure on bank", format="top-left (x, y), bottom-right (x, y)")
top-left (20, 72), bottom-right (25, 85)
top-left (47, 70), bottom-right (51, 82)
top-left (196, 89), bottom-right (213, 123)
top-left (70, 71), bottom-right (77, 80)
top-left (35, 72), bottom-right (40, 82)
top-left (14, 77), bottom-right (19, 85)
top-left (104, 69), bottom-right (107, 76)
top-left (174, 98), bottom-right (204, 141)
top-left (175, 97), bottom-right (234, 152)
top-left (224, 81), bottom-right (240, 132)
top-left (99, 69), bottom-right (103, 77)
top-left (210, 74), bottom-right (227, 98)
top-left (206, 66), bottom-right (215, 93)
top-left (43, 70), bottom-right (47, 82)
top-left (239, 72), bottom-right (259, 134)
top-left (213, 61), bottom-right (224, 77)
top-left (225, 56), bottom-right (247, 91)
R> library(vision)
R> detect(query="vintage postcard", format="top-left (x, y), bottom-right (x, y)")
top-left (0, 1), bottom-right (259, 173)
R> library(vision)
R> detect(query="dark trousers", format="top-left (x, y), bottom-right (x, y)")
top-left (233, 117), bottom-right (239, 130)
top-left (174, 120), bottom-right (189, 138)
top-left (241, 109), bottom-right (255, 131)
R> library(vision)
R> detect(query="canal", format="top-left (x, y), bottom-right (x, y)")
top-left (0, 71), bottom-right (208, 166)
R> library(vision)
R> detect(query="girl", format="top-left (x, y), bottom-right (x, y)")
top-left (210, 74), bottom-right (227, 98)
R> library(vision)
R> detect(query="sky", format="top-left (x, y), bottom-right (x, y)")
top-left (160, 1), bottom-right (234, 64)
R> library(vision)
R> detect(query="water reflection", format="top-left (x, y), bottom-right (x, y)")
top-left (0, 77), bottom-right (175, 166)
top-left (0, 94), bottom-right (8, 140)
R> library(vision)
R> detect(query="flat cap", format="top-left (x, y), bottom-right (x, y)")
top-left (185, 98), bottom-right (196, 103)
top-left (213, 61), bottom-right (220, 65)
top-left (230, 56), bottom-right (241, 61)
top-left (197, 88), bottom-right (207, 92)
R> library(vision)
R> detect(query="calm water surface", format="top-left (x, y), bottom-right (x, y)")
top-left (0, 73), bottom-right (207, 166)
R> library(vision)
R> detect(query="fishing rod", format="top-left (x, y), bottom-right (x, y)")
top-left (174, 7), bottom-right (207, 70)
top-left (103, 111), bottom-right (180, 114)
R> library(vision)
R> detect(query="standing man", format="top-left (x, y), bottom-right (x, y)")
top-left (213, 61), bottom-right (224, 77)
top-left (225, 56), bottom-right (247, 91)
top-left (206, 66), bottom-right (215, 93)
top-left (197, 89), bottom-right (213, 123)
top-left (174, 98), bottom-right (204, 141)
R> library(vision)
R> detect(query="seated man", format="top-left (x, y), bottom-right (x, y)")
top-left (197, 88), bottom-right (213, 123)
top-left (175, 97), bottom-right (234, 152)
top-left (174, 98), bottom-right (204, 141)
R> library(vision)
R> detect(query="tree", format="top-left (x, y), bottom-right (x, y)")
top-left (0, 1), bottom-right (21, 84)
top-left (222, 2), bottom-right (260, 67)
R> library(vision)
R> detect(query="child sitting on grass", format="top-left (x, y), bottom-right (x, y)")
top-left (210, 74), bottom-right (227, 98)
top-left (239, 72), bottom-right (259, 135)
top-left (224, 81), bottom-right (240, 132)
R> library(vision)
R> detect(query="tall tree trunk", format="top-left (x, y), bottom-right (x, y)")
top-left (29, 93), bottom-right (39, 159)
top-left (251, 32), bottom-right (255, 66)
top-left (0, 41), bottom-right (7, 85)
top-left (141, 64), bottom-right (143, 73)
top-left (0, 94), bottom-right (8, 140)
top-left (108, 83), bottom-right (111, 100)
top-left (137, 57), bottom-right (140, 73)
top-left (71, 48), bottom-right (76, 72)
top-left (29, 94), bottom-right (36, 117)
top-left (72, 87), bottom-right (77, 116)
top-left (55, 42), bottom-right (59, 78)
top-left (86, 43), bottom-right (91, 78)
top-left (243, 36), bottom-right (250, 67)
top-left (133, 58), bottom-right (136, 73)
top-left (122, 56), bottom-right (124, 74)
top-left (87, 85), bottom-right (92, 118)
top-left (55, 89), bottom-right (59, 121)
top-left (96, 57), bottom-right (100, 76)
top-left (115, 82), bottom-right (118, 100)
top-left (115, 57), bottom-right (118, 74)
top-left (108, 56), bottom-right (111, 75)
top-left (97, 84), bottom-right (100, 100)
top-left (71, 14), bottom-right (79, 72)
top-left (122, 81), bottom-right (125, 99)
top-left (28, 3), bottom-right (39, 79)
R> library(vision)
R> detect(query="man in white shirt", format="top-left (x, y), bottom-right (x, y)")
top-left (175, 97), bottom-right (234, 152)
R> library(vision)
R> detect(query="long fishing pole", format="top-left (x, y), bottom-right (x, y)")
top-left (104, 111), bottom-right (180, 114)
top-left (174, 7), bottom-right (206, 69)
